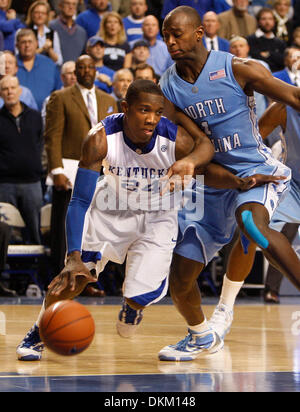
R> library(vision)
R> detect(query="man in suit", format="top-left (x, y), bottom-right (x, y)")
top-left (217, 0), bottom-right (257, 41)
top-left (202, 11), bottom-right (230, 52)
top-left (273, 47), bottom-right (300, 86)
top-left (45, 55), bottom-right (117, 291)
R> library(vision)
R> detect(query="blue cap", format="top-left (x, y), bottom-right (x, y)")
top-left (87, 36), bottom-right (105, 47)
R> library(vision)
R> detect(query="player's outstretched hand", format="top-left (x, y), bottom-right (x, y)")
top-left (48, 252), bottom-right (96, 296)
top-left (239, 174), bottom-right (286, 191)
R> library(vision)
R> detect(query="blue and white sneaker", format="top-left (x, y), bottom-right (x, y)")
top-left (208, 303), bottom-right (233, 340)
top-left (116, 300), bottom-right (143, 338)
top-left (158, 328), bottom-right (223, 361)
top-left (16, 324), bottom-right (44, 361)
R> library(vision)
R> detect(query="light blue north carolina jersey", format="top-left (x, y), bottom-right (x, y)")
top-left (160, 51), bottom-right (292, 264)
top-left (160, 50), bottom-right (273, 173)
top-left (283, 106), bottom-right (300, 187)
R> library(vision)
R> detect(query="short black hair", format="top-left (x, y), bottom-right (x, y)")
top-left (125, 79), bottom-right (164, 105)
top-left (164, 6), bottom-right (202, 28)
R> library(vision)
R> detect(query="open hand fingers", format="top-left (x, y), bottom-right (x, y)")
top-left (48, 271), bottom-right (95, 296)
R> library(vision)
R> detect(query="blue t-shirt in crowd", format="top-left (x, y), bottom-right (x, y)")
top-left (76, 6), bottom-right (112, 38)
top-left (95, 66), bottom-right (115, 94)
top-left (17, 54), bottom-right (61, 111)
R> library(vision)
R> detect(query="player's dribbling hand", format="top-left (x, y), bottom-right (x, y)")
top-left (239, 174), bottom-right (286, 191)
top-left (48, 253), bottom-right (96, 296)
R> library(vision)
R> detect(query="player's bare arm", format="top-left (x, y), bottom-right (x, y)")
top-left (258, 102), bottom-right (287, 139)
top-left (48, 125), bottom-right (108, 297)
top-left (79, 124), bottom-right (108, 171)
top-left (232, 58), bottom-right (300, 110)
top-left (172, 125), bottom-right (284, 191)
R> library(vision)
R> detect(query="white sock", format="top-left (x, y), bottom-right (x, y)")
top-left (189, 318), bottom-right (210, 333)
top-left (35, 299), bottom-right (46, 327)
top-left (219, 274), bottom-right (244, 310)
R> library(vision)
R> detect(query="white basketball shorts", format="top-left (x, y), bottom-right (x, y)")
top-left (81, 207), bottom-right (178, 306)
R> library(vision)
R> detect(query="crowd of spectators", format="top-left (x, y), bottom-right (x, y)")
top-left (0, 0), bottom-right (300, 296)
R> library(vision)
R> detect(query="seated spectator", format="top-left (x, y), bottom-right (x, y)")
top-left (130, 39), bottom-right (149, 72)
top-left (98, 11), bottom-right (131, 71)
top-left (0, 75), bottom-right (43, 244)
top-left (133, 62), bottom-right (156, 83)
top-left (140, 15), bottom-right (173, 77)
top-left (16, 28), bottom-right (61, 110)
top-left (0, 50), bottom-right (38, 109)
top-left (247, 7), bottom-right (286, 72)
top-left (49, 0), bottom-right (87, 63)
top-left (273, 46), bottom-right (300, 86)
top-left (202, 11), bottom-right (230, 52)
top-left (76, 0), bottom-right (111, 39)
top-left (0, 0), bottom-right (24, 51)
top-left (271, 0), bottom-right (293, 45)
top-left (26, 0), bottom-right (63, 66)
top-left (218, 0), bottom-right (257, 40)
top-left (86, 35), bottom-right (114, 94)
top-left (110, 67), bottom-right (133, 110)
top-left (123, 0), bottom-right (147, 43)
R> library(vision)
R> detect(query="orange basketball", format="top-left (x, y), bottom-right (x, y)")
top-left (40, 300), bottom-right (95, 356)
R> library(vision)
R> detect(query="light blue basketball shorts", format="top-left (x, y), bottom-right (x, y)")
top-left (269, 179), bottom-right (300, 230)
top-left (174, 160), bottom-right (291, 265)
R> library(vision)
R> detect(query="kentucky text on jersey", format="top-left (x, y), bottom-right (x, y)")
top-left (108, 165), bottom-right (167, 178)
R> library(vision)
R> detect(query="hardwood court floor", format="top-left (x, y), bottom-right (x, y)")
top-left (0, 299), bottom-right (300, 392)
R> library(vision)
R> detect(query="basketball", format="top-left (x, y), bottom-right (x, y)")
top-left (39, 300), bottom-right (95, 356)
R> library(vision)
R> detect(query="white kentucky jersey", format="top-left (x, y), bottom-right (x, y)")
top-left (160, 50), bottom-right (275, 174)
top-left (95, 113), bottom-right (179, 211)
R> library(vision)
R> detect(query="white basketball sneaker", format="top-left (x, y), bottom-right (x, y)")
top-left (16, 324), bottom-right (44, 361)
top-left (208, 303), bottom-right (233, 340)
top-left (158, 327), bottom-right (223, 361)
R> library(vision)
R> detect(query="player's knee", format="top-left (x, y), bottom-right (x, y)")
top-left (240, 210), bottom-right (269, 249)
